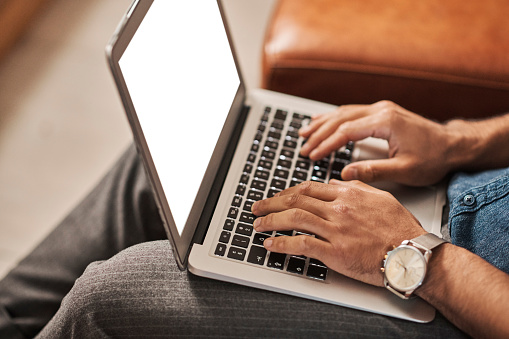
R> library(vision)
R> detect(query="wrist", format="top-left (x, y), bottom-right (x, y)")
top-left (414, 242), bottom-right (453, 300)
top-left (443, 120), bottom-right (485, 172)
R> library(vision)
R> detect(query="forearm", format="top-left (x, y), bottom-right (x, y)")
top-left (416, 243), bottom-right (509, 339)
top-left (445, 113), bottom-right (509, 173)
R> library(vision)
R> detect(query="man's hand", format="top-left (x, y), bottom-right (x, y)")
top-left (299, 101), bottom-right (462, 186)
top-left (251, 180), bottom-right (425, 286)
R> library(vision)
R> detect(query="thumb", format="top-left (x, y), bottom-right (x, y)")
top-left (341, 159), bottom-right (405, 183)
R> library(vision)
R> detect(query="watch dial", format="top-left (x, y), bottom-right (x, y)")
top-left (385, 246), bottom-right (426, 291)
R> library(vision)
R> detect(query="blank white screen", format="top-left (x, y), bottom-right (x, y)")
top-left (119, 0), bottom-right (240, 234)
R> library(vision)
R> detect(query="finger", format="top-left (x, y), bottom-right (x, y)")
top-left (253, 181), bottom-right (342, 216)
top-left (253, 208), bottom-right (335, 239)
top-left (337, 114), bottom-right (393, 142)
top-left (300, 119), bottom-right (341, 157)
top-left (264, 235), bottom-right (332, 263)
top-left (252, 188), bottom-right (334, 219)
top-left (300, 105), bottom-right (371, 156)
top-left (341, 158), bottom-right (409, 183)
top-left (299, 113), bottom-right (329, 138)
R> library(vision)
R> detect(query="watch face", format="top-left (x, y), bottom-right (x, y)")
top-left (385, 245), bottom-right (426, 292)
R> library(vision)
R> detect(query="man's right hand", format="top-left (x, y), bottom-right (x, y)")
top-left (299, 100), bottom-right (470, 187)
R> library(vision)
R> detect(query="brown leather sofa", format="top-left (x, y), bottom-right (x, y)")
top-left (262, 0), bottom-right (509, 122)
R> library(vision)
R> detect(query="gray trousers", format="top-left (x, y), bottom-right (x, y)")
top-left (0, 145), bottom-right (466, 338)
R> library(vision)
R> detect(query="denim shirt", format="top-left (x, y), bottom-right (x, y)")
top-left (447, 167), bottom-right (509, 274)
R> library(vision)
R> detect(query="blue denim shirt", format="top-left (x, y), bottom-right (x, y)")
top-left (447, 167), bottom-right (509, 274)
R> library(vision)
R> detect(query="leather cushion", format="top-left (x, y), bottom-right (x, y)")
top-left (262, 0), bottom-right (509, 121)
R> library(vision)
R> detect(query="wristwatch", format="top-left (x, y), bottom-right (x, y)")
top-left (381, 233), bottom-right (447, 299)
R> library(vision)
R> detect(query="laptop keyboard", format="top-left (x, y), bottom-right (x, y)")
top-left (214, 106), bottom-right (354, 281)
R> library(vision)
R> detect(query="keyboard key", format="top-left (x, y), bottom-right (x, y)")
top-left (274, 168), bottom-right (289, 179)
top-left (254, 131), bottom-right (263, 141)
top-left (239, 174), bottom-right (249, 185)
top-left (240, 212), bottom-right (256, 224)
top-left (287, 130), bottom-right (299, 138)
top-left (283, 139), bottom-right (297, 149)
top-left (292, 170), bottom-right (307, 181)
top-left (314, 160), bottom-right (329, 169)
top-left (330, 171), bottom-right (342, 181)
top-left (247, 245), bottom-right (267, 265)
top-left (335, 151), bottom-right (351, 161)
top-left (289, 180), bottom-right (302, 187)
top-left (271, 121), bottom-right (285, 130)
top-left (247, 190), bottom-right (264, 201)
top-left (265, 141), bottom-right (279, 149)
top-left (243, 200), bottom-right (254, 212)
top-left (293, 112), bottom-right (310, 120)
top-left (277, 159), bottom-right (292, 169)
top-left (310, 258), bottom-right (327, 267)
top-left (275, 109), bottom-right (288, 121)
top-left (224, 219), bottom-right (235, 231)
top-left (227, 247), bottom-right (246, 261)
top-left (251, 179), bottom-right (267, 191)
top-left (280, 149), bottom-right (295, 159)
top-left (267, 189), bottom-right (281, 198)
top-left (258, 160), bottom-right (273, 170)
top-left (254, 169), bottom-right (270, 181)
top-left (290, 121), bottom-right (302, 129)
top-left (232, 235), bottom-right (250, 248)
top-left (295, 160), bottom-right (310, 170)
top-left (244, 164), bottom-right (253, 173)
top-left (262, 150), bottom-right (275, 160)
top-left (271, 179), bottom-right (286, 190)
top-left (332, 160), bottom-right (347, 172)
top-left (228, 207), bottom-right (239, 219)
top-left (236, 223), bottom-right (253, 236)
top-left (253, 232), bottom-right (270, 245)
top-left (276, 230), bottom-right (293, 236)
top-left (214, 243), bottom-right (227, 256)
top-left (286, 257), bottom-right (306, 275)
top-left (268, 131), bottom-right (281, 140)
top-left (232, 196), bottom-right (242, 207)
top-left (312, 169), bottom-right (327, 180)
top-left (251, 143), bottom-right (259, 153)
top-left (235, 185), bottom-right (246, 196)
top-left (219, 231), bottom-right (231, 244)
top-left (257, 123), bottom-right (266, 132)
top-left (247, 153), bottom-right (256, 163)
top-left (307, 264), bottom-right (328, 280)
top-left (267, 252), bottom-right (286, 270)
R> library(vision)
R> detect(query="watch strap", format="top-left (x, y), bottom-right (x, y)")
top-left (410, 233), bottom-right (447, 251)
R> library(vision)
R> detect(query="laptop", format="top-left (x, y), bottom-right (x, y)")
top-left (106, 0), bottom-right (446, 323)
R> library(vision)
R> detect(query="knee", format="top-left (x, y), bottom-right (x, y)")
top-left (39, 241), bottom-right (177, 337)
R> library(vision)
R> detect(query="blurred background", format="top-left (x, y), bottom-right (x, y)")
top-left (0, 0), bottom-right (276, 278)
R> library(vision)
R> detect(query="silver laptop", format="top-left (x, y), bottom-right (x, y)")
top-left (106, 0), bottom-right (446, 323)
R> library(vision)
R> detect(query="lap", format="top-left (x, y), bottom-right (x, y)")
top-left (37, 241), bottom-right (466, 339)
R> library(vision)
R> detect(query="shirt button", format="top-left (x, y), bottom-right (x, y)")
top-left (463, 194), bottom-right (476, 206)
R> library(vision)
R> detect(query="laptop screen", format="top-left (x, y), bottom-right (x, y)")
top-left (119, 0), bottom-right (240, 236)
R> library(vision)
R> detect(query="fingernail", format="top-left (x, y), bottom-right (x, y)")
top-left (264, 238), bottom-right (273, 248)
top-left (300, 144), bottom-right (309, 153)
top-left (309, 150), bottom-right (318, 160)
top-left (345, 167), bottom-right (358, 180)
top-left (299, 125), bottom-right (310, 134)
top-left (251, 201), bottom-right (258, 214)
top-left (253, 218), bottom-right (261, 229)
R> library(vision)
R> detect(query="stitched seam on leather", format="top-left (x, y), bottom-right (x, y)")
top-left (270, 59), bottom-right (509, 91)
